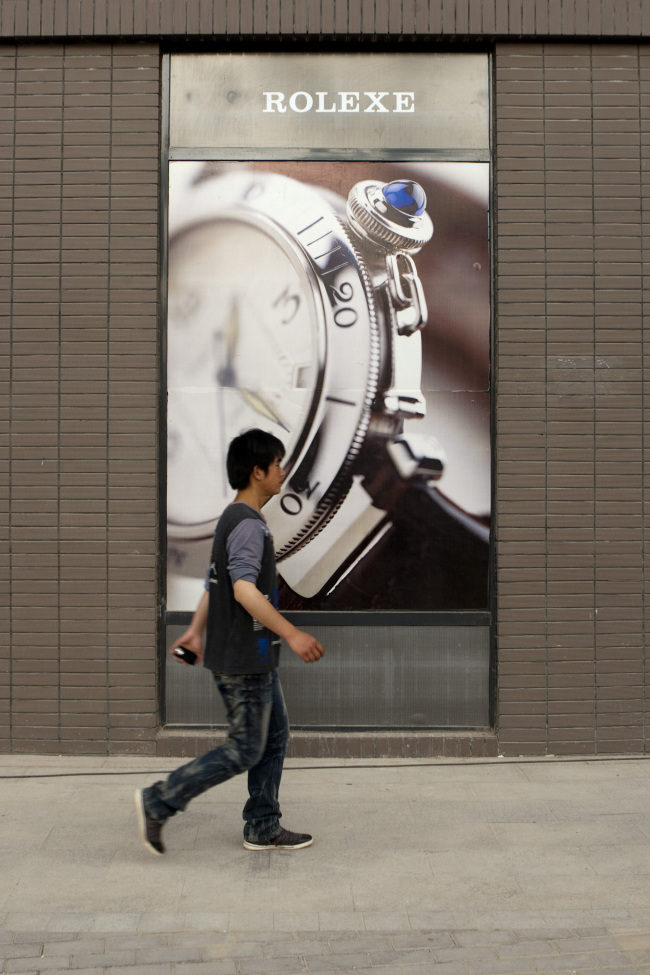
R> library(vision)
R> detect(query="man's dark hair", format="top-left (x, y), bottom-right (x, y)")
top-left (227, 428), bottom-right (285, 490)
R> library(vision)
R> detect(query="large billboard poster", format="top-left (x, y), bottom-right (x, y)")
top-left (166, 54), bottom-right (490, 622)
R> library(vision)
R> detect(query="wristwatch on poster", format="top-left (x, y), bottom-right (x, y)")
top-left (166, 167), bottom-right (488, 610)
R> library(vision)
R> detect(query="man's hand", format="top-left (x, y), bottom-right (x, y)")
top-left (287, 630), bottom-right (325, 664)
top-left (169, 590), bottom-right (208, 666)
top-left (170, 629), bottom-right (205, 666)
top-left (233, 579), bottom-right (325, 664)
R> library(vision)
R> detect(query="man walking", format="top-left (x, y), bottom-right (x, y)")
top-left (136, 429), bottom-right (325, 855)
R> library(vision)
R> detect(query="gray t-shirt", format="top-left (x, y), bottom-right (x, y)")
top-left (204, 504), bottom-right (265, 588)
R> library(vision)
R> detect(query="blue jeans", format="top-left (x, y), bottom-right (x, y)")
top-left (144, 669), bottom-right (289, 843)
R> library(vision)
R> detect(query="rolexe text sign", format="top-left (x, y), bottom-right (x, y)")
top-left (169, 53), bottom-right (488, 152)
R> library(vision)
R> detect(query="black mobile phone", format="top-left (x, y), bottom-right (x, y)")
top-left (173, 646), bottom-right (197, 666)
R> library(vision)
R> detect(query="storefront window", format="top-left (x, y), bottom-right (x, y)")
top-left (163, 53), bottom-right (491, 729)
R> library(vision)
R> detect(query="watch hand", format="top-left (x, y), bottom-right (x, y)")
top-left (215, 299), bottom-right (240, 386)
top-left (237, 388), bottom-right (290, 433)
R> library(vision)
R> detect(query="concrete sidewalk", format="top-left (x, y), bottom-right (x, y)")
top-left (1, 753), bottom-right (650, 973)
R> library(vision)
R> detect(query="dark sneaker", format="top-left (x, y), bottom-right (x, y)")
top-left (243, 827), bottom-right (313, 851)
top-left (135, 789), bottom-right (165, 855)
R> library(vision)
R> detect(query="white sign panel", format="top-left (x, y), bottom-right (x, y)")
top-left (170, 53), bottom-right (489, 152)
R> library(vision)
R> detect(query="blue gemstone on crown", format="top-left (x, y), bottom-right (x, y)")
top-left (382, 180), bottom-right (426, 217)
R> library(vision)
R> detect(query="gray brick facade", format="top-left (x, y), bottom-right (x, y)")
top-left (1, 1), bottom-right (649, 756)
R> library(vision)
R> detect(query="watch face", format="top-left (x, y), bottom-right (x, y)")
top-left (167, 216), bottom-right (324, 535)
top-left (167, 167), bottom-right (380, 573)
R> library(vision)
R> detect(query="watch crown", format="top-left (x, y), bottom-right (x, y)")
top-left (346, 180), bottom-right (434, 253)
top-left (382, 180), bottom-right (427, 216)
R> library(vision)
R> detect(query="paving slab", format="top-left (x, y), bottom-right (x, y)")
top-left (1, 755), bottom-right (650, 971)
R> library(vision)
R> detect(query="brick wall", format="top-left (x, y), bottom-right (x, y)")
top-left (1, 0), bottom-right (650, 40)
top-left (494, 42), bottom-right (649, 755)
top-left (0, 44), bottom-right (161, 754)
top-left (2, 3), bottom-right (650, 757)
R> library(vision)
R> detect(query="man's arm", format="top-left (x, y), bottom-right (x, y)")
top-left (233, 579), bottom-right (325, 664)
top-left (169, 589), bottom-right (209, 665)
